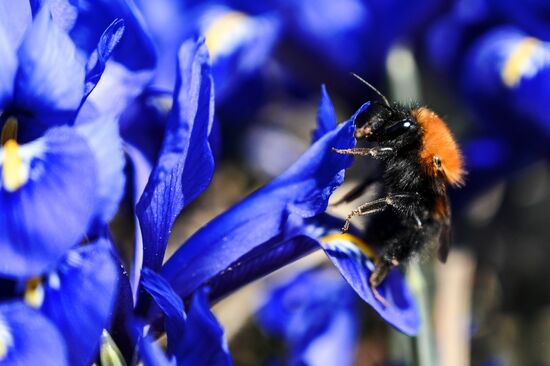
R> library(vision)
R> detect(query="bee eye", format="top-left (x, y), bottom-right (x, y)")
top-left (381, 118), bottom-right (416, 139)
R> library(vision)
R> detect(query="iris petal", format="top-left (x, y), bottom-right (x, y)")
top-left (69, 0), bottom-right (156, 71)
top-left (319, 236), bottom-right (420, 335)
top-left (0, 301), bottom-right (68, 366)
top-left (141, 268), bottom-right (186, 357)
top-left (136, 38), bottom-right (215, 273)
top-left (41, 239), bottom-right (119, 366)
top-left (312, 85), bottom-right (337, 143)
top-left (15, 5), bottom-right (85, 122)
top-left (0, 24), bottom-right (17, 109)
top-left (0, 127), bottom-right (97, 277)
top-left (138, 333), bottom-right (175, 366)
top-left (76, 114), bottom-right (125, 228)
top-left (174, 288), bottom-right (232, 365)
top-left (0, 1), bottom-right (32, 49)
top-left (161, 113), bottom-right (355, 299)
top-left (83, 18), bottom-right (125, 98)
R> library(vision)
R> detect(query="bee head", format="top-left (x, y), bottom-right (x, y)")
top-left (355, 104), bottom-right (421, 150)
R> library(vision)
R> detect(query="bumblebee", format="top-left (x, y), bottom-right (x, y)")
top-left (333, 75), bottom-right (465, 304)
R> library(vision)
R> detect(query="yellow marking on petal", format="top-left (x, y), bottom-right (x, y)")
top-left (204, 11), bottom-right (248, 59)
top-left (2, 139), bottom-right (29, 192)
top-left (24, 277), bottom-right (45, 308)
top-left (320, 233), bottom-right (379, 260)
top-left (502, 37), bottom-right (541, 88)
top-left (0, 341), bottom-right (6, 360)
top-left (1, 117), bottom-right (18, 145)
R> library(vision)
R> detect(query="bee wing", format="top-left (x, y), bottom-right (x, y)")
top-left (437, 195), bottom-right (452, 263)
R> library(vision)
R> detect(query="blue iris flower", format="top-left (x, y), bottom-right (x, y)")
top-left (0, 3), bottom-right (126, 277)
top-left (0, 5), bottom-right (125, 363)
top-left (0, 238), bottom-right (119, 366)
top-left (257, 266), bottom-right (360, 366)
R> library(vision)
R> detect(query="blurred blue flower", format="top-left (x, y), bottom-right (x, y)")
top-left (136, 1), bottom-right (280, 102)
top-left (462, 27), bottom-right (550, 137)
top-left (425, 1), bottom-right (550, 201)
top-left (257, 266), bottom-right (360, 366)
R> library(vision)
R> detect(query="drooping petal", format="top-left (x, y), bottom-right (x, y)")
top-left (0, 301), bottom-right (68, 366)
top-left (319, 234), bottom-right (420, 336)
top-left (83, 18), bottom-right (125, 99)
top-left (40, 239), bottom-right (119, 366)
top-left (0, 24), bottom-right (17, 109)
top-left (161, 109), bottom-right (356, 299)
top-left (0, 127), bottom-right (97, 277)
top-left (76, 114), bottom-right (126, 229)
top-left (15, 5), bottom-right (85, 122)
top-left (312, 84), bottom-right (337, 142)
top-left (141, 268), bottom-right (186, 357)
top-left (174, 287), bottom-right (232, 366)
top-left (136, 38), bottom-right (215, 273)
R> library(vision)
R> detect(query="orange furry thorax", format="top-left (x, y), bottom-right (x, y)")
top-left (412, 107), bottom-right (465, 186)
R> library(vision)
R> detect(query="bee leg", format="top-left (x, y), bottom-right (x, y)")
top-left (342, 197), bottom-right (389, 232)
top-left (331, 147), bottom-right (394, 159)
top-left (369, 259), bottom-right (394, 307)
top-left (342, 193), bottom-right (420, 232)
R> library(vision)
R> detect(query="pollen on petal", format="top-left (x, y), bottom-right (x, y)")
top-left (2, 139), bottom-right (29, 192)
top-left (24, 277), bottom-right (45, 308)
top-left (204, 11), bottom-right (249, 59)
top-left (321, 233), bottom-right (379, 261)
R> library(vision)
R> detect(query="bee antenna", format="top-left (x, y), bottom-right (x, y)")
top-left (350, 72), bottom-right (391, 107)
